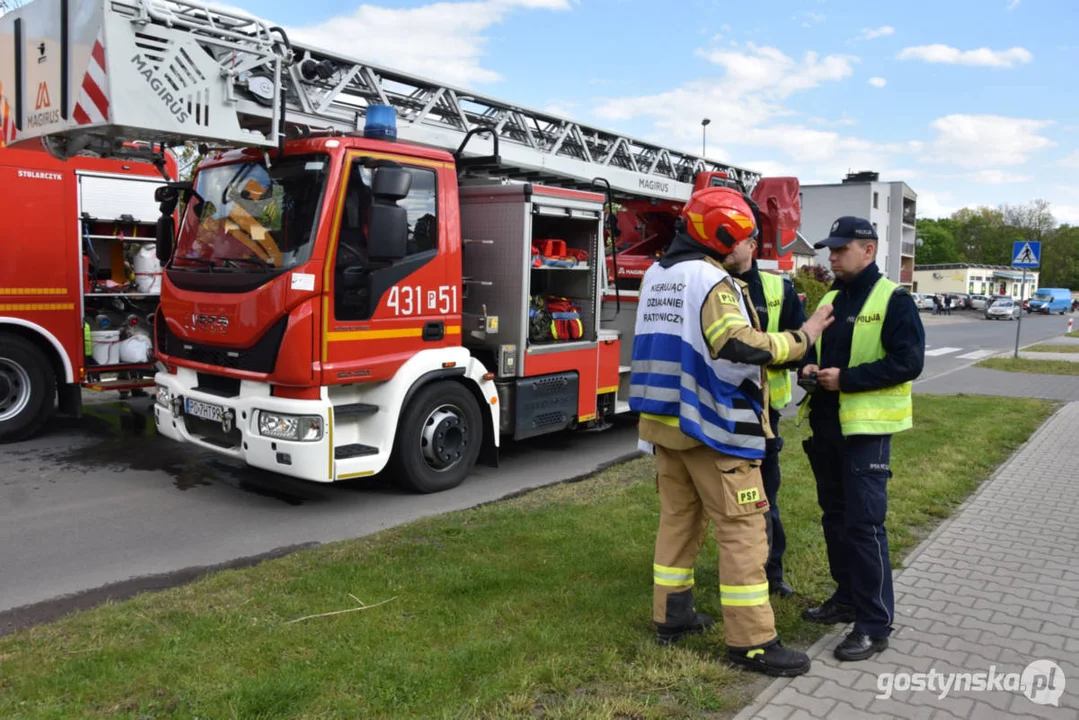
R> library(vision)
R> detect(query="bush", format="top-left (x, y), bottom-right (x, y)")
top-left (793, 265), bottom-right (833, 315)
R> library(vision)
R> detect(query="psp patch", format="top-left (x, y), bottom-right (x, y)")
top-left (737, 488), bottom-right (760, 505)
top-left (718, 292), bottom-right (740, 306)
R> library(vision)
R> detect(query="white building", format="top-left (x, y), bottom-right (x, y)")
top-left (912, 263), bottom-right (1039, 299)
top-left (798, 172), bottom-right (918, 288)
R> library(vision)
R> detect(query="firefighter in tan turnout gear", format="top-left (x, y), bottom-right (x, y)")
top-left (629, 186), bottom-right (834, 677)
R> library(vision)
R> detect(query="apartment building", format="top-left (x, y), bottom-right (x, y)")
top-left (798, 171), bottom-right (918, 288)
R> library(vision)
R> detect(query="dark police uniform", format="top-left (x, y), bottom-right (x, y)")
top-left (800, 218), bottom-right (925, 660)
top-left (733, 260), bottom-right (806, 594)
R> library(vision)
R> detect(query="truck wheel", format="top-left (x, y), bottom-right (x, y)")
top-left (391, 380), bottom-right (482, 493)
top-left (0, 334), bottom-right (56, 443)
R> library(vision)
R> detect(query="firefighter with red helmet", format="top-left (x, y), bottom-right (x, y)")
top-left (629, 186), bottom-right (834, 677)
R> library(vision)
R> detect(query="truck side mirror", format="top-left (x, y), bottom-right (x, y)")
top-left (156, 215), bottom-right (175, 264)
top-left (371, 166), bottom-right (411, 201)
top-left (367, 203), bottom-right (408, 260)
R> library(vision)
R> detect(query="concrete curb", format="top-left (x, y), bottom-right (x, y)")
top-left (731, 401), bottom-right (1067, 720)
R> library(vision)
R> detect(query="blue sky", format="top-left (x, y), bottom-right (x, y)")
top-left (226, 0), bottom-right (1079, 224)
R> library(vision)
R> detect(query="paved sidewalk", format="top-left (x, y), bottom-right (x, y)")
top-left (735, 402), bottom-right (1079, 720)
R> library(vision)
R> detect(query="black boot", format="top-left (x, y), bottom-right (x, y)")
top-left (769, 579), bottom-right (794, 598)
top-left (802, 597), bottom-right (856, 625)
top-left (727, 636), bottom-right (811, 677)
top-left (834, 631), bottom-right (888, 661)
top-left (655, 589), bottom-right (714, 645)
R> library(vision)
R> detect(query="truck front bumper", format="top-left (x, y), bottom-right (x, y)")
top-left (153, 371), bottom-right (334, 482)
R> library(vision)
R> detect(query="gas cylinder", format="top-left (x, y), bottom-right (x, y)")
top-left (133, 244), bottom-right (162, 293)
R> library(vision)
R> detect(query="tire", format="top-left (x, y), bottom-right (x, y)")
top-left (390, 380), bottom-right (483, 494)
top-left (0, 333), bottom-right (56, 443)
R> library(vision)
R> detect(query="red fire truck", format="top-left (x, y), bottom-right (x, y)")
top-left (2, 0), bottom-right (801, 490)
top-left (0, 142), bottom-right (177, 442)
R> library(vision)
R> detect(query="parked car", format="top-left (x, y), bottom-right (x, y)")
top-left (970, 294), bottom-right (990, 310)
top-left (1027, 288), bottom-right (1072, 314)
top-left (914, 293), bottom-right (935, 311)
top-left (986, 297), bottom-right (1021, 320)
top-left (950, 292), bottom-right (972, 309)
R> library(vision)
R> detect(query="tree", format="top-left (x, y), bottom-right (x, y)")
top-left (172, 143), bottom-right (204, 182)
top-left (793, 265), bottom-right (831, 315)
top-left (913, 218), bottom-right (960, 265)
top-left (1041, 225), bottom-right (1079, 289)
top-left (1003, 199), bottom-right (1054, 243)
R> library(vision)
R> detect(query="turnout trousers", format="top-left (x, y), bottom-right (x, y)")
top-left (804, 432), bottom-right (895, 638)
top-left (762, 408), bottom-right (786, 584)
top-left (653, 443), bottom-right (777, 649)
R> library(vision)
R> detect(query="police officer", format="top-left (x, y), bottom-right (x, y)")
top-left (798, 216), bottom-right (925, 662)
top-left (630, 187), bottom-right (834, 677)
top-left (727, 221), bottom-right (807, 598)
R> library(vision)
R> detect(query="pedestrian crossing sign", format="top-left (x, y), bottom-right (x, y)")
top-left (1012, 240), bottom-right (1041, 268)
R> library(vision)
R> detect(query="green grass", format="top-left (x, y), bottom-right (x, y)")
top-left (1023, 344), bottom-right (1079, 354)
top-left (0, 396), bottom-right (1056, 720)
top-left (976, 357), bottom-right (1079, 376)
top-left (1067, 330), bottom-right (1079, 338)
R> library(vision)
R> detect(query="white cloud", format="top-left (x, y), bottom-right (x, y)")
top-left (1059, 151), bottom-right (1079, 168)
top-left (869, 77), bottom-right (887, 88)
top-left (1008, 0), bottom-right (1021, 8)
top-left (859, 26), bottom-right (895, 40)
top-left (965, 170), bottom-right (1034, 184)
top-left (592, 43), bottom-right (858, 163)
top-left (795, 11), bottom-right (826, 28)
top-left (809, 114), bottom-right (858, 128)
top-left (921, 114), bottom-right (1054, 168)
top-left (1053, 205), bottom-right (1079, 224)
top-left (286, 0), bottom-right (571, 87)
top-left (915, 190), bottom-right (960, 219)
top-left (897, 44), bottom-right (1033, 67)
top-left (740, 160), bottom-right (799, 178)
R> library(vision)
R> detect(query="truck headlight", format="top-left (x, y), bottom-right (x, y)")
top-left (156, 384), bottom-right (173, 408)
top-left (257, 412), bottom-right (324, 441)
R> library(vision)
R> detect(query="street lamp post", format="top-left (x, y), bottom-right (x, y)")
top-left (701, 118), bottom-right (710, 158)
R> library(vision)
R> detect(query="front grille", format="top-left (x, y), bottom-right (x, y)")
top-left (158, 315), bottom-right (287, 374)
top-left (196, 372), bottom-right (241, 398)
top-left (183, 415), bottom-right (242, 450)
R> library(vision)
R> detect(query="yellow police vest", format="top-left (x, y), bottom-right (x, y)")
top-left (759, 271), bottom-right (792, 410)
top-left (816, 277), bottom-right (913, 436)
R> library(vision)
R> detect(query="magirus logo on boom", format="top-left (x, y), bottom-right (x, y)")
top-left (129, 55), bottom-right (191, 124)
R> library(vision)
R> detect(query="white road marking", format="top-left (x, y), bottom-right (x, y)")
top-left (925, 347), bottom-right (963, 357)
top-left (955, 349), bottom-right (997, 360)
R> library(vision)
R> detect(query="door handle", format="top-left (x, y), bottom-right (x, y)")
top-left (422, 321), bottom-right (444, 341)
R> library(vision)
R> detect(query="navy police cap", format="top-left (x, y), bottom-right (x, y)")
top-left (815, 216), bottom-right (878, 249)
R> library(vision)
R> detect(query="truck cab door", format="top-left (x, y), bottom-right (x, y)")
top-left (322, 153), bottom-right (455, 384)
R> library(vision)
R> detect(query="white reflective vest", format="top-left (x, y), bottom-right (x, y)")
top-left (629, 259), bottom-right (767, 459)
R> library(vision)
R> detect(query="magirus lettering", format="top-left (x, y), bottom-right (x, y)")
top-left (131, 54), bottom-right (190, 124)
top-left (638, 178), bottom-right (670, 194)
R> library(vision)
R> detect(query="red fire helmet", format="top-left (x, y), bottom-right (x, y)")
top-left (681, 186), bottom-right (758, 255)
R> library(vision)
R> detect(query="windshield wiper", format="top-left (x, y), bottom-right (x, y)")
top-left (176, 257), bottom-right (218, 272)
top-left (220, 256), bottom-right (276, 269)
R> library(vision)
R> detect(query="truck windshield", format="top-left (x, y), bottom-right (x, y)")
top-left (172, 155), bottom-right (329, 271)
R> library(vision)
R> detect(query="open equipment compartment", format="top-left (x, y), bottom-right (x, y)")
top-left (527, 190), bottom-right (601, 351)
top-left (78, 171), bottom-right (162, 390)
top-left (459, 182), bottom-right (608, 440)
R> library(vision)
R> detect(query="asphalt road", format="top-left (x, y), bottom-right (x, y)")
top-left (913, 308), bottom-right (1074, 383)
top-left (0, 404), bottom-right (641, 634)
top-left (0, 308), bottom-right (1071, 635)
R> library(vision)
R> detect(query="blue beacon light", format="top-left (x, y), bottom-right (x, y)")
top-left (364, 105), bottom-right (397, 141)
